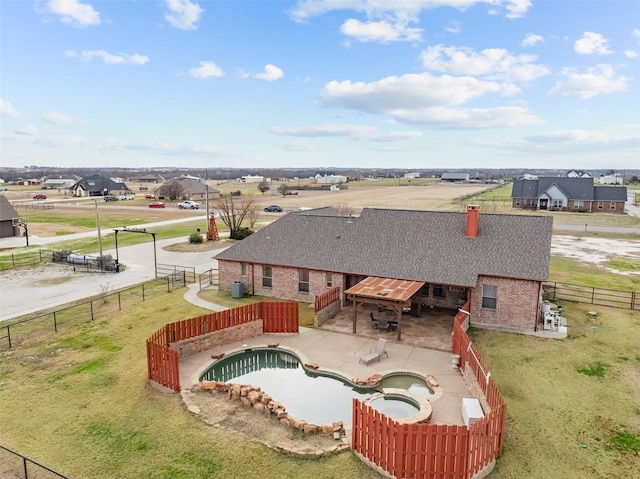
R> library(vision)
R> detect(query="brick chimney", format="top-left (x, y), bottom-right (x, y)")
top-left (466, 205), bottom-right (480, 238)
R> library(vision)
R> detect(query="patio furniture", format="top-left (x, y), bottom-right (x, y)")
top-left (359, 339), bottom-right (389, 365)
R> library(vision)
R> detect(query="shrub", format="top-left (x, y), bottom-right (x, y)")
top-left (189, 232), bottom-right (204, 244)
top-left (231, 227), bottom-right (253, 240)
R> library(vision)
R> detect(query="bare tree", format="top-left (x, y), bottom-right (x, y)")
top-left (213, 195), bottom-right (255, 238)
top-left (279, 183), bottom-right (288, 198)
top-left (246, 203), bottom-right (260, 228)
top-left (331, 203), bottom-right (355, 216)
top-left (156, 180), bottom-right (186, 201)
top-left (257, 180), bottom-right (270, 195)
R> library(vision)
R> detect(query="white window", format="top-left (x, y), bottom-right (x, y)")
top-left (433, 285), bottom-right (446, 298)
top-left (482, 285), bottom-right (497, 309)
top-left (610, 202), bottom-right (616, 210)
top-left (597, 201), bottom-right (603, 210)
top-left (241, 262), bottom-right (246, 276)
top-left (326, 272), bottom-right (332, 288)
top-left (262, 265), bottom-right (272, 288)
top-left (574, 201), bottom-right (583, 210)
top-left (298, 269), bottom-right (309, 293)
top-left (553, 199), bottom-right (563, 209)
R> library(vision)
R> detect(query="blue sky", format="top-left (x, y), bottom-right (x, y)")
top-left (1, 0), bottom-right (639, 170)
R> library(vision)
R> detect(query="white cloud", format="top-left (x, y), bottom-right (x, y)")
top-left (288, 1), bottom-right (532, 23)
top-left (340, 18), bottom-right (422, 43)
top-left (254, 64), bottom-right (284, 81)
top-left (522, 33), bottom-right (543, 47)
top-left (444, 21), bottom-right (461, 34)
top-left (420, 45), bottom-right (549, 82)
top-left (0, 99), bottom-right (22, 118)
top-left (625, 50), bottom-right (638, 58)
top-left (65, 49), bottom-right (149, 65)
top-left (574, 32), bottom-right (612, 55)
top-left (548, 64), bottom-right (629, 99)
top-left (165, 0), bottom-right (204, 30)
top-left (632, 28), bottom-right (640, 42)
top-left (271, 123), bottom-right (422, 142)
top-left (44, 111), bottom-right (74, 124)
top-left (281, 141), bottom-right (316, 152)
top-left (319, 73), bottom-right (542, 128)
top-left (188, 61), bottom-right (224, 79)
top-left (15, 124), bottom-right (39, 136)
top-left (42, 0), bottom-right (101, 27)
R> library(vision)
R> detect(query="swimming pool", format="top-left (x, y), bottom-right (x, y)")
top-left (199, 348), bottom-right (433, 425)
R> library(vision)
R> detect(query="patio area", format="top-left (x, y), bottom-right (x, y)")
top-left (318, 302), bottom-right (457, 352)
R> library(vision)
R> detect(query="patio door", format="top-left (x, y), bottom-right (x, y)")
top-left (539, 198), bottom-right (548, 210)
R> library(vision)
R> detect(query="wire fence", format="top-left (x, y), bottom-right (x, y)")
top-left (0, 273), bottom-right (186, 350)
top-left (0, 444), bottom-right (70, 479)
top-left (0, 249), bottom-right (55, 271)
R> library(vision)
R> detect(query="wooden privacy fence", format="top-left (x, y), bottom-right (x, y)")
top-left (543, 281), bottom-right (639, 310)
top-left (146, 301), bottom-right (299, 392)
top-left (314, 286), bottom-right (341, 312)
top-left (352, 302), bottom-right (506, 479)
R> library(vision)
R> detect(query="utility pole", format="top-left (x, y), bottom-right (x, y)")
top-left (95, 200), bottom-right (103, 256)
top-left (205, 168), bottom-right (209, 239)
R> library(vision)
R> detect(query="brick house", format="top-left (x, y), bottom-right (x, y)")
top-left (70, 173), bottom-right (130, 198)
top-left (214, 206), bottom-right (553, 333)
top-left (511, 177), bottom-right (627, 214)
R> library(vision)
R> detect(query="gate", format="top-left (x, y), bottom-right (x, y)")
top-left (199, 268), bottom-right (219, 291)
top-left (156, 264), bottom-right (195, 284)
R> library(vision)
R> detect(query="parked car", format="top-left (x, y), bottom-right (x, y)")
top-left (145, 194), bottom-right (156, 199)
top-left (148, 202), bottom-right (165, 208)
top-left (120, 194), bottom-right (135, 200)
top-left (33, 194), bottom-right (47, 200)
top-left (264, 205), bottom-right (283, 212)
top-left (104, 195), bottom-right (118, 202)
top-left (177, 200), bottom-right (199, 209)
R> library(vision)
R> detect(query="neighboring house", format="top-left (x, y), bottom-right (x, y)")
top-left (241, 175), bottom-right (264, 183)
top-left (566, 170), bottom-right (591, 178)
top-left (441, 172), bottom-right (470, 182)
top-left (43, 178), bottom-right (78, 189)
top-left (0, 195), bottom-right (21, 238)
top-left (404, 173), bottom-right (421, 179)
top-left (511, 177), bottom-right (627, 214)
top-left (315, 175), bottom-right (347, 184)
top-left (171, 177), bottom-right (220, 201)
top-left (135, 174), bottom-right (165, 183)
top-left (215, 206), bottom-right (553, 333)
top-left (596, 174), bottom-right (623, 185)
top-left (70, 174), bottom-right (130, 197)
top-left (17, 179), bottom-right (42, 186)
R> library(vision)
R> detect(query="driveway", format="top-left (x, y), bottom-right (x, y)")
top-left (0, 237), bottom-right (227, 322)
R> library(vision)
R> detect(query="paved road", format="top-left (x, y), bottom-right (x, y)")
top-left (0, 218), bottom-right (228, 321)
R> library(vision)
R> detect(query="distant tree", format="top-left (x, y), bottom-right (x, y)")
top-left (246, 203), bottom-right (260, 228)
top-left (156, 180), bottom-right (186, 201)
top-left (257, 180), bottom-right (270, 195)
top-left (213, 195), bottom-right (255, 239)
top-left (279, 183), bottom-right (288, 198)
top-left (331, 203), bottom-right (354, 216)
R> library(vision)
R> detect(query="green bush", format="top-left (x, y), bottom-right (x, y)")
top-left (189, 232), bottom-right (203, 244)
top-left (231, 227), bottom-right (253, 240)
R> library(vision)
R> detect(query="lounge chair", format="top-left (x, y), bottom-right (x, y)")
top-left (359, 339), bottom-right (389, 365)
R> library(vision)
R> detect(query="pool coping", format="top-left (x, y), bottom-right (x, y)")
top-left (193, 344), bottom-right (441, 428)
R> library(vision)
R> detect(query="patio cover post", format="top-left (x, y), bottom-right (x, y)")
top-left (352, 300), bottom-right (358, 334)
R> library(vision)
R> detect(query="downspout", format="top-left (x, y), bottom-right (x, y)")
top-left (534, 281), bottom-right (543, 331)
top-left (251, 263), bottom-right (255, 295)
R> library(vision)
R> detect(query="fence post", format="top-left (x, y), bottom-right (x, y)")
top-left (166, 277), bottom-right (170, 292)
top-left (90, 301), bottom-right (94, 320)
top-left (12, 253), bottom-right (15, 269)
top-left (591, 287), bottom-right (595, 304)
top-left (6, 326), bottom-right (11, 349)
top-left (53, 312), bottom-right (57, 332)
top-left (142, 284), bottom-right (145, 301)
top-left (23, 456), bottom-right (28, 479)
top-left (118, 292), bottom-right (121, 310)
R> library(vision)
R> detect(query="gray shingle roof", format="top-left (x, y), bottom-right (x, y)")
top-left (0, 195), bottom-right (20, 221)
top-left (512, 177), bottom-right (626, 201)
top-left (215, 208), bottom-right (553, 287)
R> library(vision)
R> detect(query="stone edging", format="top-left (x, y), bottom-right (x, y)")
top-left (180, 389), bottom-right (351, 458)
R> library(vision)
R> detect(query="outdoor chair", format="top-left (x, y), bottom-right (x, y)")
top-left (359, 339), bottom-right (389, 365)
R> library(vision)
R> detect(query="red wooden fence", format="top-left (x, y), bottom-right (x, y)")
top-left (146, 301), bottom-right (299, 392)
top-left (314, 286), bottom-right (341, 312)
top-left (352, 300), bottom-right (506, 479)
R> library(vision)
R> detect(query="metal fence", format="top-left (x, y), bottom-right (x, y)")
top-left (0, 274), bottom-right (186, 350)
top-left (0, 249), bottom-right (54, 271)
top-left (199, 268), bottom-right (219, 291)
top-left (156, 263), bottom-right (196, 283)
top-left (543, 281), bottom-right (639, 310)
top-left (0, 444), bottom-right (70, 479)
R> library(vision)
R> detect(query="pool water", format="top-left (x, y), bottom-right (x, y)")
top-left (199, 348), bottom-right (431, 425)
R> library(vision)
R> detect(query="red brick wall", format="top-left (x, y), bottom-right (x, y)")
top-left (218, 260), bottom-right (344, 302)
top-left (470, 276), bottom-right (541, 331)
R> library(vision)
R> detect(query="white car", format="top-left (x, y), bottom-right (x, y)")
top-left (178, 200), bottom-right (199, 209)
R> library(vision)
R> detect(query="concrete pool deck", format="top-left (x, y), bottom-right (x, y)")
top-left (178, 326), bottom-right (471, 427)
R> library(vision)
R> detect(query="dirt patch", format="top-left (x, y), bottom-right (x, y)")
top-left (163, 239), bottom-right (235, 253)
top-left (183, 388), bottom-right (345, 454)
top-left (551, 236), bottom-right (640, 275)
